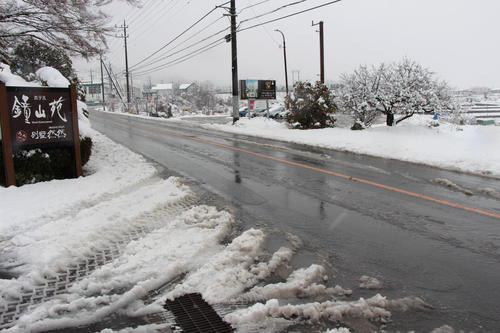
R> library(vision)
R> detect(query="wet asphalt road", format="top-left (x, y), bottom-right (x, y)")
top-left (90, 111), bottom-right (500, 332)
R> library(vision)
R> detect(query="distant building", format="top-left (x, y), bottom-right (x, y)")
top-left (152, 83), bottom-right (174, 97)
top-left (179, 83), bottom-right (196, 93)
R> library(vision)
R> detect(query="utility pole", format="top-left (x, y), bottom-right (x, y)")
top-left (275, 29), bottom-right (289, 96)
top-left (230, 0), bottom-right (239, 123)
top-left (100, 55), bottom-right (105, 110)
top-left (312, 21), bottom-right (325, 83)
top-left (116, 20), bottom-right (131, 104)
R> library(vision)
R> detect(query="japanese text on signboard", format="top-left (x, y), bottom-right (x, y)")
top-left (7, 87), bottom-right (74, 151)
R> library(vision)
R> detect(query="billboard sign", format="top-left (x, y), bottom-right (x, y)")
top-left (240, 80), bottom-right (276, 100)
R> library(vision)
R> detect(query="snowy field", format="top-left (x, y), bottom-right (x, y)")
top-left (0, 115), bottom-right (442, 332)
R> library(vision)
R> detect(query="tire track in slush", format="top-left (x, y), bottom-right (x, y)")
top-left (0, 194), bottom-right (200, 330)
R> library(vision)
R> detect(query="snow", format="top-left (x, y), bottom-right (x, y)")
top-left (0, 63), bottom-right (68, 88)
top-left (179, 83), bottom-right (192, 90)
top-left (201, 115), bottom-right (500, 178)
top-left (0, 64), bottom-right (39, 87)
top-left (35, 67), bottom-right (69, 88)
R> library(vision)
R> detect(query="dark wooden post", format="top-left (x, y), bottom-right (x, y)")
top-left (70, 85), bottom-right (82, 178)
top-left (0, 83), bottom-right (16, 186)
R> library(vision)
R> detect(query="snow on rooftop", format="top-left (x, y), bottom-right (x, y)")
top-left (179, 83), bottom-right (193, 90)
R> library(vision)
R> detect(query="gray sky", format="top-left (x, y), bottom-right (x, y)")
top-left (74, 0), bottom-right (500, 89)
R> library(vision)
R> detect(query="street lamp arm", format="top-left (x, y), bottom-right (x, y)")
top-left (274, 29), bottom-right (289, 96)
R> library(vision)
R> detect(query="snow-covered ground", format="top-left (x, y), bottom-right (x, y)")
top-left (1, 115), bottom-right (432, 332)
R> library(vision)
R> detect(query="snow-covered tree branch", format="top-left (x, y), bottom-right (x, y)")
top-left (0, 0), bottom-right (140, 63)
top-left (338, 58), bottom-right (455, 128)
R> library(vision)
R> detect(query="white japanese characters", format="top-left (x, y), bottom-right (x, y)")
top-left (11, 94), bottom-right (67, 123)
top-left (12, 95), bottom-right (31, 124)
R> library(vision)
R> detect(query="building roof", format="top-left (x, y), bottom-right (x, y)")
top-left (179, 83), bottom-right (193, 90)
top-left (152, 83), bottom-right (173, 90)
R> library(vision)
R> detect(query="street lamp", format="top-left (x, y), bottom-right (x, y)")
top-left (274, 29), bottom-right (289, 97)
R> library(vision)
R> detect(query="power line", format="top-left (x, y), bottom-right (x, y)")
top-left (132, 38), bottom-right (226, 76)
top-left (246, 0), bottom-right (281, 46)
top-left (128, 0), bottom-right (164, 26)
top-left (128, 25), bottom-right (229, 73)
top-left (129, 1), bottom-right (230, 71)
top-left (134, 14), bottom-right (227, 66)
top-left (132, 41), bottom-right (226, 77)
top-left (128, 0), bottom-right (178, 41)
top-left (239, 0), bottom-right (310, 25)
top-left (238, 0), bottom-right (273, 14)
top-left (238, 0), bottom-right (342, 33)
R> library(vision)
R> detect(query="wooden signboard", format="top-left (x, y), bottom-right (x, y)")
top-left (0, 83), bottom-right (82, 186)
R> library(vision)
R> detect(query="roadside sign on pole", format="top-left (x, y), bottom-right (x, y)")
top-left (240, 80), bottom-right (276, 100)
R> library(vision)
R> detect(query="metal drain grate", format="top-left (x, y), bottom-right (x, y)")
top-left (165, 293), bottom-right (233, 333)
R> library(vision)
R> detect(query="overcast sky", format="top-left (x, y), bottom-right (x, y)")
top-left (74, 0), bottom-right (500, 89)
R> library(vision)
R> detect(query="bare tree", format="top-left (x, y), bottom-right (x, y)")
top-left (0, 0), bottom-right (139, 63)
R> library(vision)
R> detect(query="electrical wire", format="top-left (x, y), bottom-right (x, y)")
top-left (239, 0), bottom-right (310, 25)
top-left (128, 0), bottom-right (179, 44)
top-left (238, 0), bottom-right (273, 14)
top-left (128, 22), bottom-right (229, 73)
top-left (238, 0), bottom-right (342, 32)
top-left (129, 1), bottom-right (230, 70)
top-left (132, 40), bottom-right (226, 77)
top-left (111, 0), bottom-right (342, 78)
top-left (246, 0), bottom-right (281, 46)
top-left (131, 36), bottom-right (226, 75)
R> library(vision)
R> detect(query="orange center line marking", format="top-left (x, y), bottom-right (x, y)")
top-left (112, 116), bottom-right (500, 220)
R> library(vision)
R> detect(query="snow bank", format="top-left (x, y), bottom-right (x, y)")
top-left (0, 131), bottom-right (158, 246)
top-left (202, 116), bottom-right (500, 178)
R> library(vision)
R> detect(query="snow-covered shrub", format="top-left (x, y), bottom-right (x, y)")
top-left (285, 81), bottom-right (336, 129)
top-left (0, 140), bottom-right (92, 186)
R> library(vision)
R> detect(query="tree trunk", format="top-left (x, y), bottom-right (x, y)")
top-left (386, 113), bottom-right (394, 126)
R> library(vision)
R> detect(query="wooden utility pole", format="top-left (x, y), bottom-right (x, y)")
top-left (312, 21), bottom-right (325, 83)
top-left (117, 20), bottom-right (131, 104)
top-left (230, 0), bottom-right (239, 123)
top-left (100, 55), bottom-right (105, 109)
